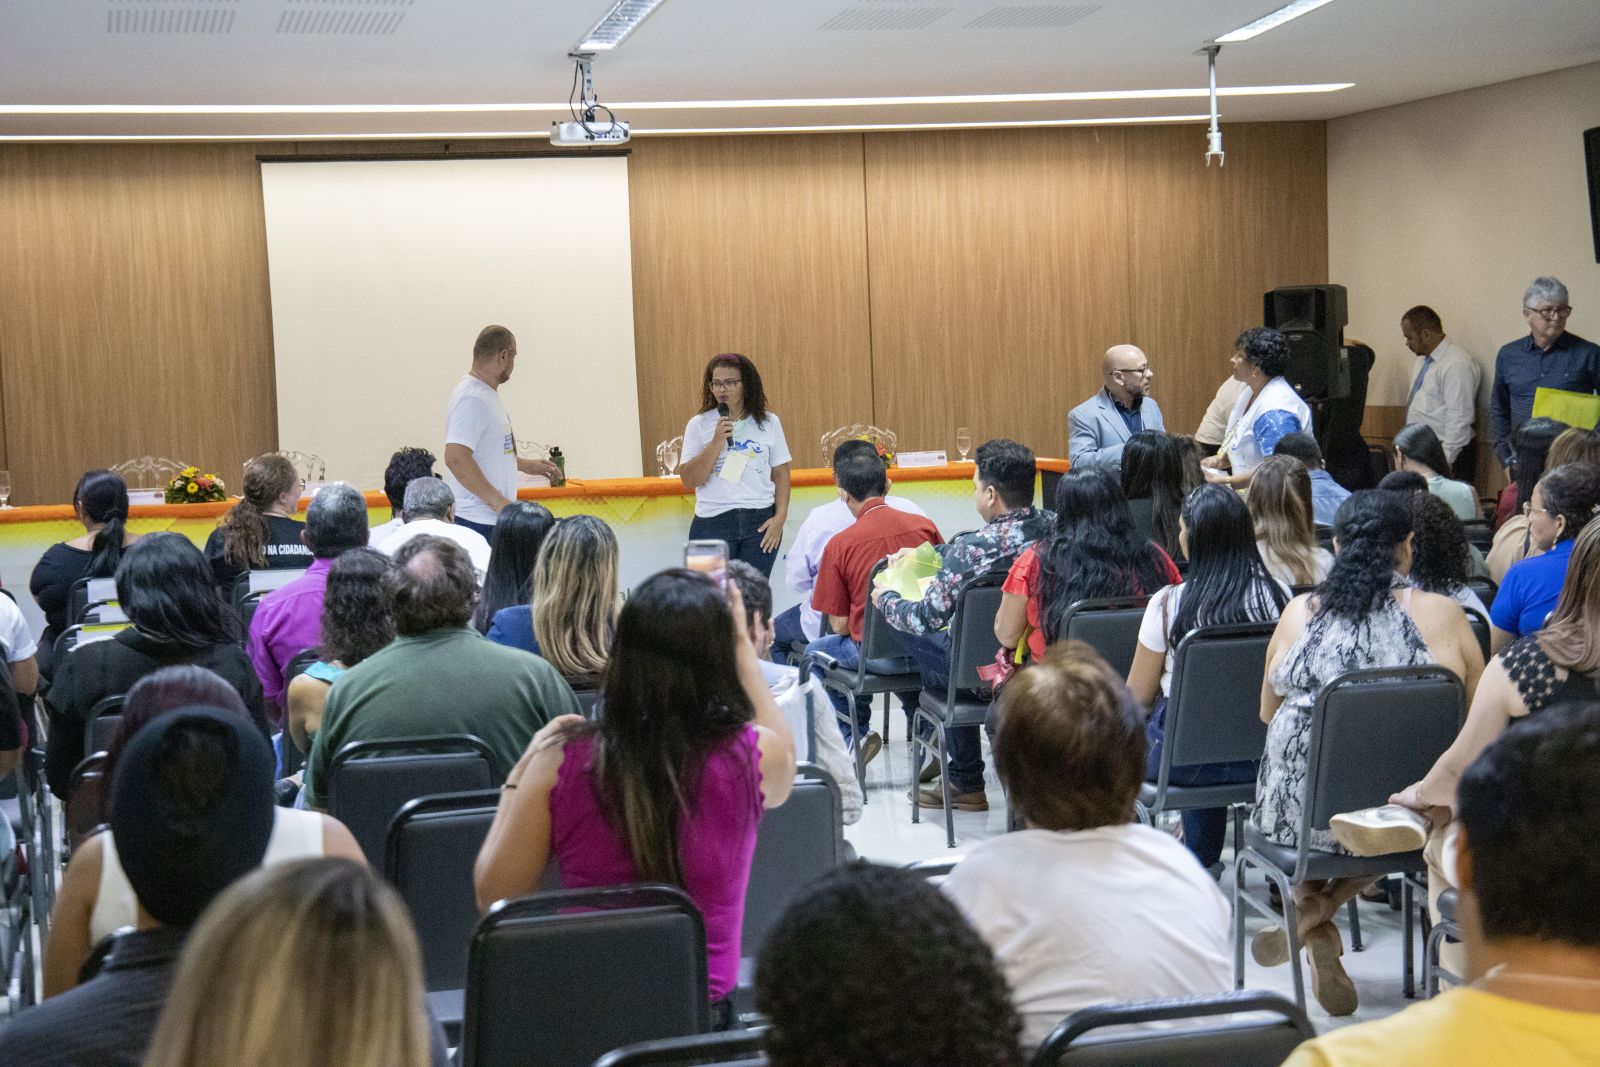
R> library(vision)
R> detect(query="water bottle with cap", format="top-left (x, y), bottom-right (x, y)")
top-left (549, 446), bottom-right (566, 487)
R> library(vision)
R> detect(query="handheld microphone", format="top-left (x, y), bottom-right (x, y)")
top-left (717, 402), bottom-right (730, 418)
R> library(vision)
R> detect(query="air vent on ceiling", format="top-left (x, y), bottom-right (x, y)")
top-left (964, 3), bottom-right (1100, 29)
top-left (107, 3), bottom-right (238, 35)
top-left (278, 0), bottom-right (412, 35)
top-left (820, 7), bottom-right (951, 30)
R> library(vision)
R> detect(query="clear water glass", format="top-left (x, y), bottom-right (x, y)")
top-left (0, 469), bottom-right (11, 508)
top-left (955, 428), bottom-right (972, 462)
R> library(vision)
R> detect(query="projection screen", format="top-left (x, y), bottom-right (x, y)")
top-left (260, 155), bottom-right (642, 490)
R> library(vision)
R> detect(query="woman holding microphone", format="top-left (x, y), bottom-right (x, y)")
top-left (679, 353), bottom-right (792, 577)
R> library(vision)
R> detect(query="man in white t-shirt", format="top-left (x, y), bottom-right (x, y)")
top-left (441, 325), bottom-right (560, 537)
top-left (373, 476), bottom-right (492, 581)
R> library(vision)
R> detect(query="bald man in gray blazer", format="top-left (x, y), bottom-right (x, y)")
top-left (1067, 344), bottom-right (1165, 471)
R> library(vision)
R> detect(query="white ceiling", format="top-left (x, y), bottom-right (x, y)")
top-left (0, 0), bottom-right (1597, 139)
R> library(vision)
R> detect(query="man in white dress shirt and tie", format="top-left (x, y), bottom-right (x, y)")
top-left (1067, 344), bottom-right (1165, 471)
top-left (1402, 305), bottom-right (1481, 483)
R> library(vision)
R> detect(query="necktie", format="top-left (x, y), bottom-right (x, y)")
top-left (1407, 356), bottom-right (1433, 407)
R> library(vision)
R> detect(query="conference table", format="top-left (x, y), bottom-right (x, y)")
top-left (0, 459), bottom-right (1072, 635)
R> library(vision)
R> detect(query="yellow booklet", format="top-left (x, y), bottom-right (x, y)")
top-left (1532, 387), bottom-right (1600, 430)
top-left (873, 542), bottom-right (943, 601)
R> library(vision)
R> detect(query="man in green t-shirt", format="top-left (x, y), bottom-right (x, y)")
top-left (303, 534), bottom-right (581, 809)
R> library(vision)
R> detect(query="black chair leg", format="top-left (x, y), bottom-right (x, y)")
top-left (1347, 897), bottom-right (1363, 952)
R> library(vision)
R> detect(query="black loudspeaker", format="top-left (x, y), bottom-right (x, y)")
top-left (1264, 284), bottom-right (1349, 401)
top-left (1585, 126), bottom-right (1599, 263)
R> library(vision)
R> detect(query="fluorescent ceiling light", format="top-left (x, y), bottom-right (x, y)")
top-left (0, 84), bottom-right (1351, 116)
top-left (0, 114), bottom-right (1213, 143)
top-left (573, 0), bottom-right (670, 52)
top-left (1214, 0), bottom-right (1338, 43)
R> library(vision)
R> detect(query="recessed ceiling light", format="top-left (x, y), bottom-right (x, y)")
top-left (572, 0), bottom-right (671, 52)
top-left (1214, 0), bottom-right (1338, 43)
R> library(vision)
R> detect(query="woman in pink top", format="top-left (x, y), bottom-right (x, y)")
top-left (475, 569), bottom-right (796, 1021)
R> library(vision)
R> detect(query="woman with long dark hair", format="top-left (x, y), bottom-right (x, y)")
top-left (471, 501), bottom-right (555, 633)
top-left (1393, 423), bottom-right (1477, 520)
top-left (30, 469), bottom-right (139, 666)
top-left (204, 454), bottom-right (311, 589)
top-left (1492, 416), bottom-right (1565, 530)
top-left (286, 548), bottom-right (395, 755)
top-left (1250, 490), bottom-right (1481, 1015)
top-left (996, 468), bottom-right (1176, 663)
top-left (1120, 431), bottom-right (1191, 566)
top-left (1127, 484), bottom-right (1289, 871)
top-left (677, 353), bottom-right (793, 576)
top-left (44, 532), bottom-right (265, 797)
top-left (475, 570), bottom-right (795, 1024)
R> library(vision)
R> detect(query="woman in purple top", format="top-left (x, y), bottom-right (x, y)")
top-left (475, 569), bottom-right (796, 1019)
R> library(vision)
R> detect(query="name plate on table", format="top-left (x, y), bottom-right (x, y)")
top-left (128, 489), bottom-right (165, 506)
top-left (895, 450), bottom-right (949, 468)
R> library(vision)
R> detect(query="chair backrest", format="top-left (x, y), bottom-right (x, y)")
top-left (82, 694), bottom-right (126, 758)
top-left (592, 1028), bottom-right (768, 1067)
top-left (386, 789), bottom-right (502, 994)
top-left (1058, 596), bottom-right (1150, 680)
top-left (1296, 666), bottom-right (1464, 878)
top-left (856, 557), bottom-right (913, 665)
top-left (1464, 608), bottom-right (1491, 661)
top-left (1313, 525), bottom-right (1335, 552)
top-left (1464, 575), bottom-right (1497, 613)
top-left (1160, 622), bottom-right (1276, 776)
top-left (65, 753), bottom-right (110, 852)
top-left (68, 576), bottom-right (122, 627)
top-left (231, 567), bottom-right (309, 610)
top-left (463, 885), bottom-right (709, 1067)
top-left (1461, 519), bottom-right (1494, 554)
top-left (741, 765), bottom-right (843, 958)
top-left (572, 687), bottom-right (602, 717)
top-left (1030, 990), bottom-right (1314, 1067)
top-left (327, 735), bottom-right (501, 863)
top-left (944, 571), bottom-right (1007, 695)
top-left (109, 455), bottom-right (188, 491)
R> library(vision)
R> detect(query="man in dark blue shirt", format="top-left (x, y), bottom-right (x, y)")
top-left (1490, 275), bottom-right (1599, 469)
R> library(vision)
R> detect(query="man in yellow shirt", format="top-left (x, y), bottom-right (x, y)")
top-left (1284, 702), bottom-right (1600, 1066)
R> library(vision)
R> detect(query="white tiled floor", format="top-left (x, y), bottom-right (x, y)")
top-left (843, 724), bottom-right (1423, 1035)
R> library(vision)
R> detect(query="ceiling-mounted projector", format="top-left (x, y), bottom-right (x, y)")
top-left (550, 119), bottom-right (631, 147)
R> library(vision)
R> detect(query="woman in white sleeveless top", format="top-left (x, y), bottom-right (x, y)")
top-left (1202, 327), bottom-right (1313, 491)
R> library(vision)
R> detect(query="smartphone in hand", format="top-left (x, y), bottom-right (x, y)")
top-left (685, 539), bottom-right (729, 591)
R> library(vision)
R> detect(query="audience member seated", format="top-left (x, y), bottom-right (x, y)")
top-left (1489, 463), bottom-right (1600, 653)
top-left (302, 536), bottom-right (581, 810)
top-left (756, 862), bottom-right (1024, 1067)
top-left (944, 642), bottom-right (1231, 1046)
top-left (285, 548), bottom-right (395, 756)
top-left (1127, 483), bottom-right (1289, 870)
top-left (1487, 425), bottom-right (1600, 581)
top-left (486, 514), bottom-right (618, 689)
top-left (475, 572), bottom-right (796, 1023)
top-left (1378, 470), bottom-right (1428, 495)
top-left (0, 586), bottom-right (39, 778)
top-left (43, 668), bottom-right (360, 997)
top-left (30, 469), bottom-right (138, 670)
top-left (371, 445), bottom-right (437, 542)
top-left (997, 467), bottom-right (1177, 666)
top-left (470, 500), bottom-right (555, 634)
top-left (873, 439), bottom-right (1053, 814)
top-left (203, 454), bottom-right (311, 590)
top-left (727, 559), bottom-right (862, 825)
top-left (1201, 327), bottom-right (1311, 489)
top-left (373, 476), bottom-right (492, 578)
top-left (1119, 430), bottom-right (1193, 568)
top-left (0, 708), bottom-right (284, 1066)
top-left (1067, 344), bottom-right (1165, 471)
top-left (247, 483), bottom-right (370, 721)
top-left (1491, 416), bottom-right (1564, 532)
top-left (1394, 423), bottom-right (1479, 520)
top-left (1285, 703), bottom-right (1600, 1066)
top-left (1405, 492), bottom-right (1490, 617)
top-left (142, 858), bottom-right (448, 1067)
top-left (1274, 431), bottom-right (1352, 527)
top-left (1250, 454), bottom-right (1334, 587)
top-left (1250, 490), bottom-right (1483, 1015)
top-left (804, 442), bottom-right (943, 756)
top-left (775, 439), bottom-right (929, 656)
top-left (45, 533), bottom-right (266, 798)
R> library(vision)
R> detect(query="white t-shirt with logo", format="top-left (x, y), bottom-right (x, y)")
top-left (682, 409), bottom-right (793, 518)
top-left (443, 375), bottom-right (516, 525)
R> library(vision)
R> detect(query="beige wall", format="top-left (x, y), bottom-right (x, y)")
top-left (1329, 61), bottom-right (1600, 463)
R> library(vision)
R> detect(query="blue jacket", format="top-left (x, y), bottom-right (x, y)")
top-left (1067, 389), bottom-right (1165, 470)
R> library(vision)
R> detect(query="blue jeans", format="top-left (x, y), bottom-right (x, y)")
top-left (804, 633), bottom-right (917, 741)
top-left (689, 506), bottom-right (778, 577)
top-left (771, 604), bottom-right (807, 663)
top-left (1144, 695), bottom-right (1258, 869)
top-left (455, 515), bottom-right (496, 539)
top-left (895, 629), bottom-right (985, 794)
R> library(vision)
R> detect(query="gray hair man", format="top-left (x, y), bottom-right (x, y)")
top-left (1490, 276), bottom-right (1598, 469)
top-left (1067, 344), bottom-right (1166, 470)
top-left (372, 473), bottom-right (491, 578)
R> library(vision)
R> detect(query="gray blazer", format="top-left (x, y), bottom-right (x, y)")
top-left (1067, 390), bottom-right (1165, 470)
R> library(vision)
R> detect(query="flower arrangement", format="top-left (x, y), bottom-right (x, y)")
top-left (165, 466), bottom-right (226, 504)
top-left (859, 434), bottom-right (895, 468)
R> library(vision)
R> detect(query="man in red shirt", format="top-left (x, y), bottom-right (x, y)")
top-left (807, 444), bottom-right (943, 761)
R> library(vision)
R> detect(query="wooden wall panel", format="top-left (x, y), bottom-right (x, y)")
top-left (1125, 122), bottom-right (1330, 439)
top-left (627, 135), bottom-right (874, 472)
top-left (0, 144), bottom-right (276, 504)
top-left (863, 128), bottom-right (1133, 461)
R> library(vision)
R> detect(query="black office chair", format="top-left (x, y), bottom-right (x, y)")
top-left (741, 766), bottom-right (843, 961)
top-left (592, 1028), bottom-right (768, 1067)
top-left (326, 735), bottom-right (501, 864)
top-left (571, 686), bottom-right (602, 717)
top-left (1233, 665), bottom-right (1464, 1010)
top-left (1029, 990), bottom-right (1315, 1067)
top-left (64, 752), bottom-right (110, 855)
top-left (1464, 575), bottom-right (1497, 613)
top-left (1460, 519), bottom-right (1494, 555)
top-left (462, 884), bottom-right (710, 1067)
top-left (67, 576), bottom-right (121, 628)
top-left (811, 558), bottom-right (923, 758)
top-left (82, 694), bottom-right (126, 760)
top-left (1424, 887), bottom-right (1463, 997)
top-left (910, 571), bottom-right (1005, 848)
top-left (231, 568), bottom-right (310, 645)
top-left (1464, 608), bottom-right (1491, 662)
top-left (1056, 596), bottom-right (1149, 680)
